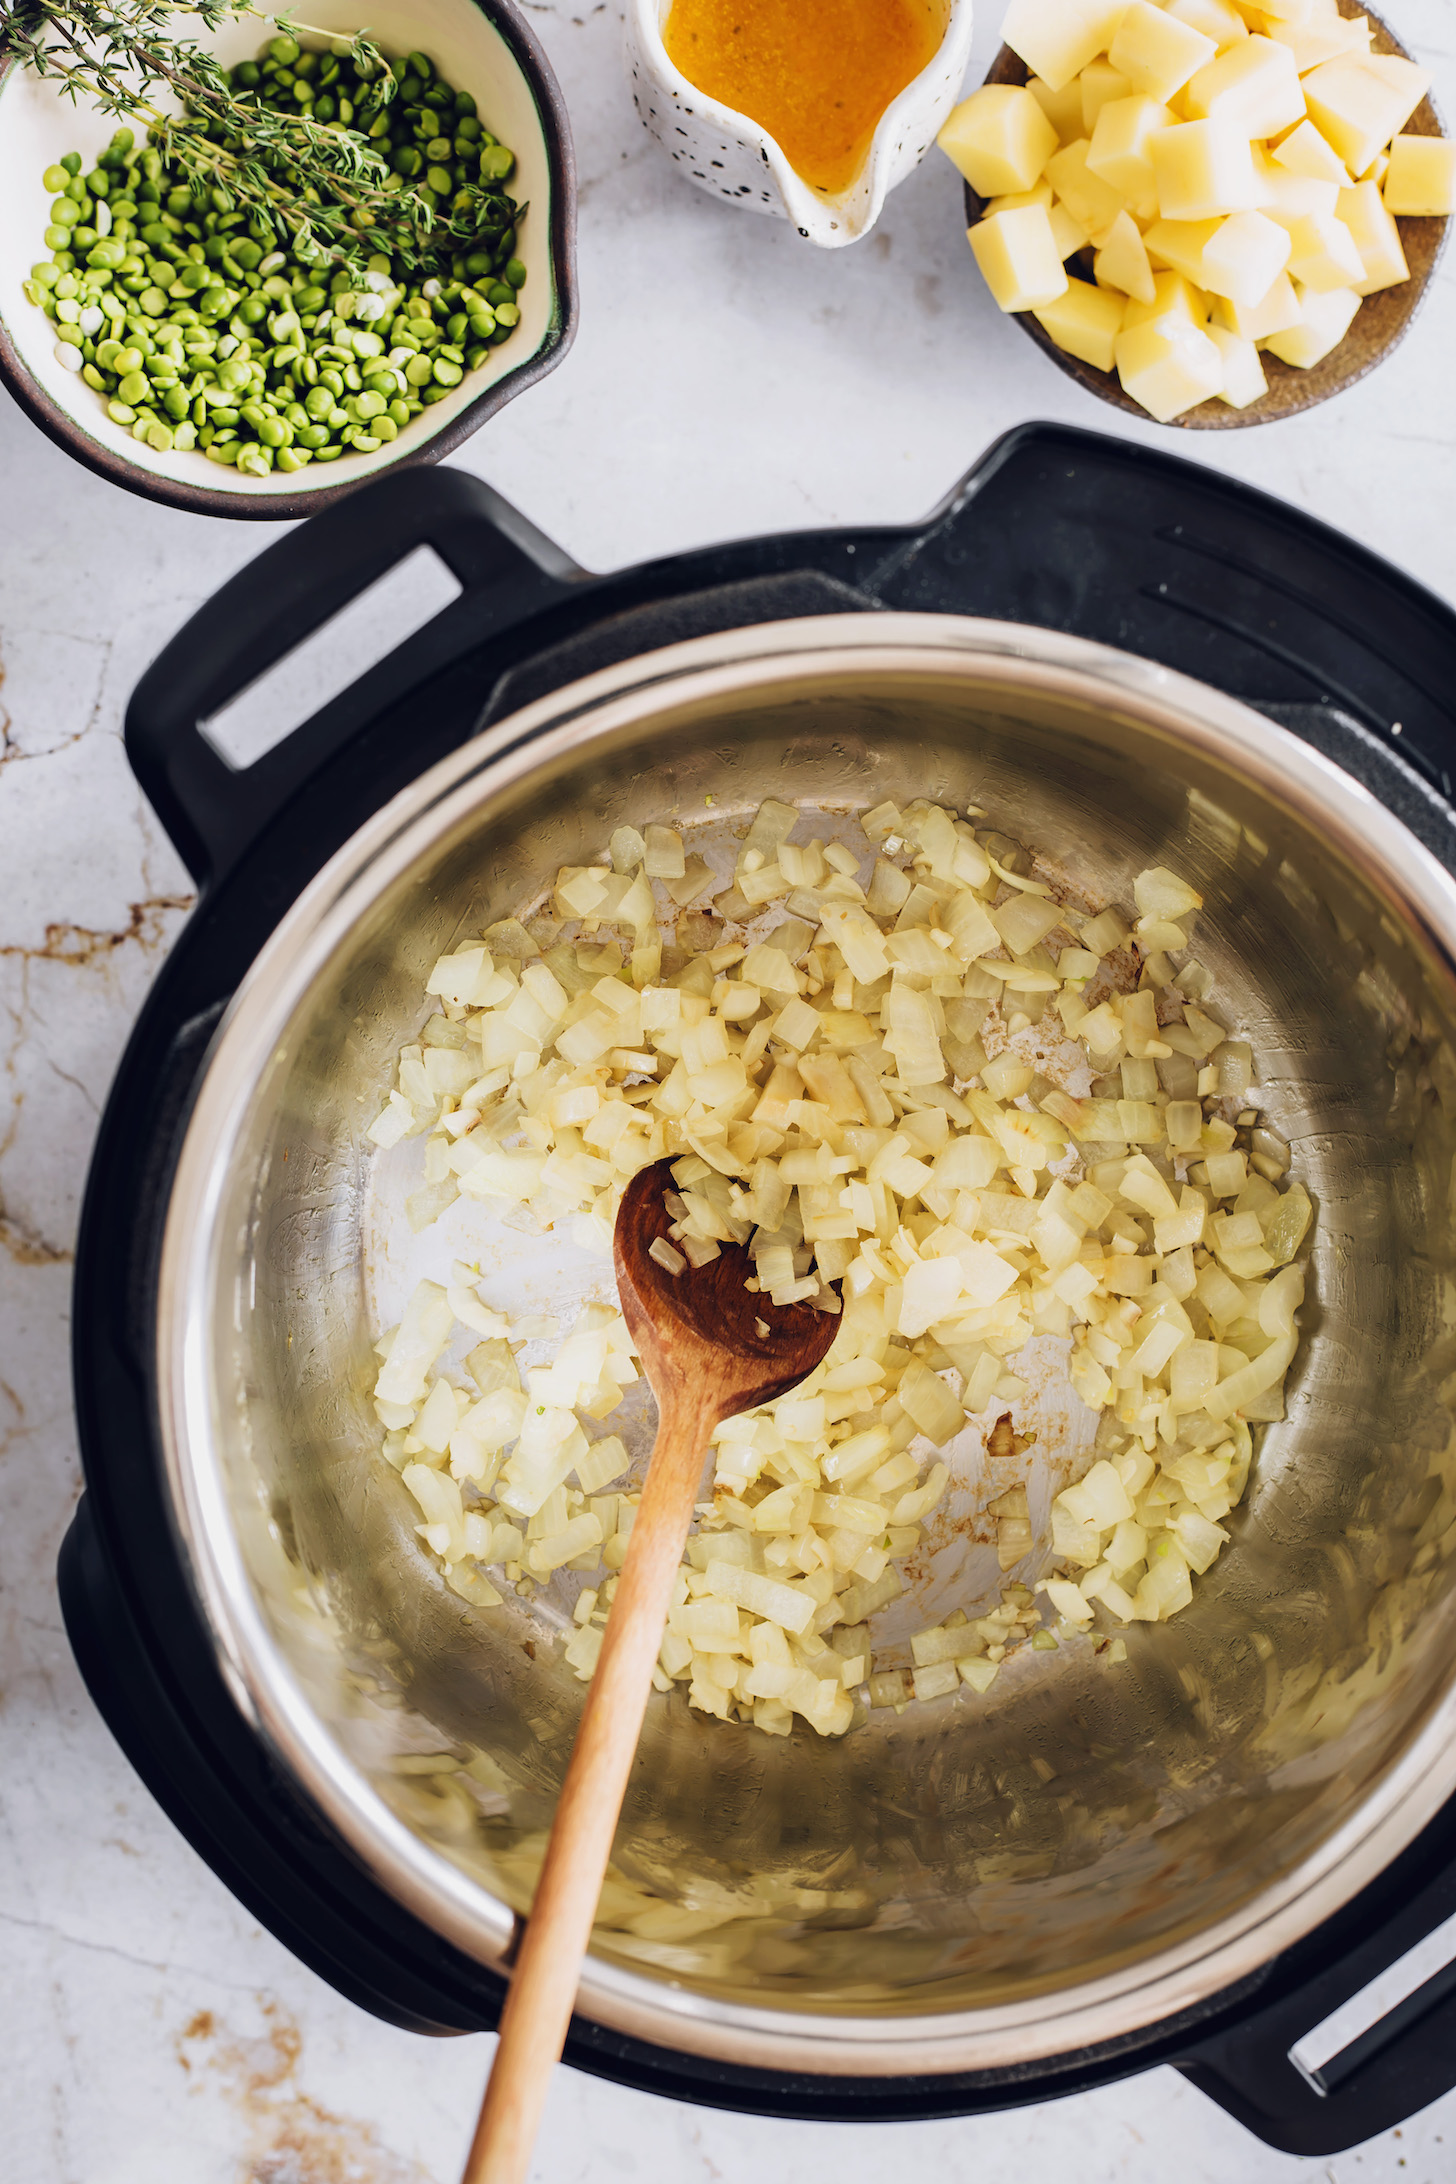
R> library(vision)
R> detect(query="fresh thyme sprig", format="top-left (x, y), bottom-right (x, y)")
top-left (1, 0), bottom-right (516, 273)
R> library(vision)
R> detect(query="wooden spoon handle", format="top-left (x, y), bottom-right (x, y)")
top-left (461, 1387), bottom-right (714, 2184)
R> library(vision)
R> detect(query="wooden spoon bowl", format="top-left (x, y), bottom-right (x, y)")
top-left (961, 0), bottom-right (1448, 429)
top-left (613, 1159), bottom-right (843, 1413)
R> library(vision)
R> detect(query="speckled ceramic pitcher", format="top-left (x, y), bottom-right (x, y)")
top-left (625, 0), bottom-right (976, 246)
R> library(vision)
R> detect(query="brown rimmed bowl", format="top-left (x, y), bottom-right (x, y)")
top-left (963, 1), bottom-right (1447, 429)
top-left (0, 0), bottom-right (577, 516)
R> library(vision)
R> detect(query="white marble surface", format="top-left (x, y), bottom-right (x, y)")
top-left (4, 0), bottom-right (1456, 2176)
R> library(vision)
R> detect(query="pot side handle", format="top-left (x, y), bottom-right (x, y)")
top-left (1177, 1796), bottom-right (1456, 2158)
top-left (124, 465), bottom-right (586, 890)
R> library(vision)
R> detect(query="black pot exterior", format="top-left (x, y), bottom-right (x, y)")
top-left (62, 425), bottom-right (1456, 2153)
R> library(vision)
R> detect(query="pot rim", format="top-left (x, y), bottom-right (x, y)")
top-left (156, 611), bottom-right (1456, 2076)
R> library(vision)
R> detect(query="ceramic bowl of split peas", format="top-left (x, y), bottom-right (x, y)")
top-left (0, 0), bottom-right (575, 516)
top-left (938, 0), bottom-right (1450, 427)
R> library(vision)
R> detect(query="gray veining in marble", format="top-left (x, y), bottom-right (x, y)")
top-left (4, 0), bottom-right (1456, 2174)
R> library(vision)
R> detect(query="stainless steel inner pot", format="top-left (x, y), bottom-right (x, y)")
top-left (158, 614), bottom-right (1456, 2077)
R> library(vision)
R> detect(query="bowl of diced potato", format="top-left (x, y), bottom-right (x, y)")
top-left (938, 0), bottom-right (1451, 426)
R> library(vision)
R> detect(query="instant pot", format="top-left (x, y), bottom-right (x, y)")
top-left (60, 423), bottom-right (1456, 2157)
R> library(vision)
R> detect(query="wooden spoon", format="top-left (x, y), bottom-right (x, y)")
top-left (462, 1158), bottom-right (840, 2184)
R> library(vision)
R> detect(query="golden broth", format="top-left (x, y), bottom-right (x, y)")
top-left (663, 0), bottom-right (944, 197)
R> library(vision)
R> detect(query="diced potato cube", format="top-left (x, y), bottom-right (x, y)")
top-left (1123, 268), bottom-right (1211, 326)
top-left (1358, 50), bottom-right (1434, 111)
top-left (1002, 0), bottom-right (1130, 95)
top-left (968, 204), bottom-right (1072, 312)
top-left (1207, 322), bottom-right (1268, 407)
top-left (1027, 73), bottom-right (1089, 144)
top-left (1049, 198), bottom-right (1094, 258)
top-left (1047, 200), bottom-right (1091, 257)
top-left (1383, 134), bottom-right (1456, 217)
top-left (1210, 271), bottom-right (1302, 338)
top-left (1033, 274), bottom-right (1127, 368)
top-left (1151, 120), bottom-right (1259, 221)
top-left (991, 186), bottom-right (1085, 258)
top-left (1252, 149), bottom-right (1341, 228)
top-left (1115, 312), bottom-right (1224, 419)
top-left (1262, 281), bottom-right (1361, 366)
top-left (1109, 2), bottom-right (1216, 105)
top-left (1144, 214), bottom-right (1223, 284)
top-left (1262, 12), bottom-right (1371, 76)
top-left (1048, 136), bottom-right (1133, 243)
top-left (1094, 207), bottom-right (1158, 301)
top-left (938, 85), bottom-right (1060, 197)
top-left (1337, 178), bottom-right (1410, 294)
top-left (1271, 118), bottom-right (1350, 186)
top-left (1165, 0), bottom-right (1248, 46)
top-left (1303, 55), bottom-right (1432, 182)
top-left (1081, 59), bottom-right (1134, 134)
top-left (1284, 209), bottom-right (1365, 290)
top-left (1087, 95), bottom-right (1177, 214)
top-left (1184, 35), bottom-right (1306, 137)
top-left (1201, 209), bottom-right (1292, 307)
top-left (986, 181), bottom-right (1054, 213)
